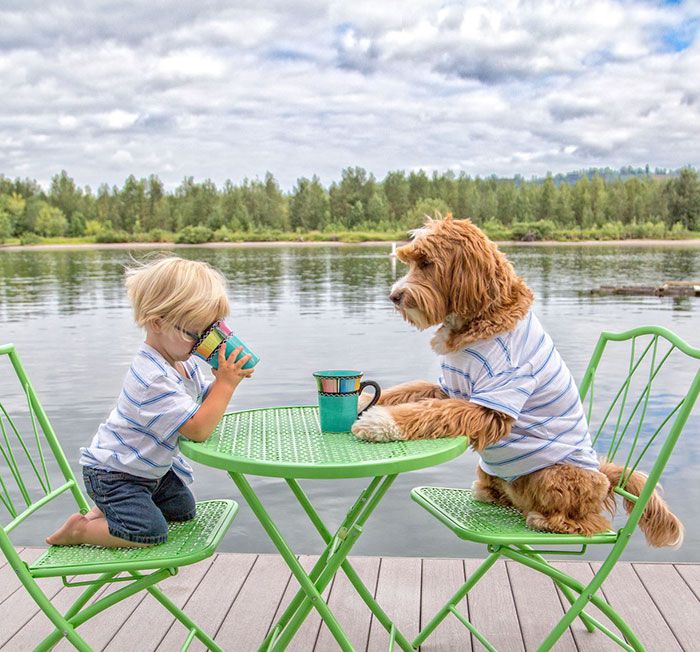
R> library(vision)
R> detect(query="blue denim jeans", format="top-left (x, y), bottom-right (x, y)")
top-left (83, 466), bottom-right (196, 544)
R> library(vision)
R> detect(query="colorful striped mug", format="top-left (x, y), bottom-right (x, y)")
top-left (313, 370), bottom-right (381, 432)
top-left (191, 320), bottom-right (259, 370)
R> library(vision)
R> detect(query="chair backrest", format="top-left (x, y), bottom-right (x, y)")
top-left (578, 326), bottom-right (700, 529)
top-left (0, 344), bottom-right (87, 549)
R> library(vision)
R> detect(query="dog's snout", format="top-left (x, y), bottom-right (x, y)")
top-left (390, 289), bottom-right (404, 305)
top-left (389, 290), bottom-right (403, 306)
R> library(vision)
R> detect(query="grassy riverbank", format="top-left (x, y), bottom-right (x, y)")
top-left (3, 221), bottom-right (700, 250)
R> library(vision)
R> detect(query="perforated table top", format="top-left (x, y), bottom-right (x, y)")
top-left (180, 406), bottom-right (468, 479)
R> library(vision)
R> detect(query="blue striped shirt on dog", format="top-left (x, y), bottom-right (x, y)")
top-left (79, 343), bottom-right (210, 485)
top-left (438, 311), bottom-right (599, 481)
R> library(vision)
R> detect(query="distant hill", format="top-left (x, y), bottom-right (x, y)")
top-left (522, 165), bottom-right (692, 186)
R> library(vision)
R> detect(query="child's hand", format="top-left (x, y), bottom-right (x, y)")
top-left (212, 346), bottom-right (255, 388)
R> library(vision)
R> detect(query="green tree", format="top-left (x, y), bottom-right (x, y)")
top-left (118, 175), bottom-right (148, 232)
top-left (496, 182), bottom-right (517, 224)
top-left (239, 173), bottom-right (287, 230)
top-left (49, 171), bottom-right (82, 223)
top-left (67, 211), bottom-right (86, 236)
top-left (589, 176), bottom-right (607, 225)
top-left (405, 198), bottom-right (451, 229)
top-left (571, 177), bottom-right (590, 226)
top-left (221, 180), bottom-right (250, 231)
top-left (455, 175), bottom-right (478, 219)
top-left (366, 189), bottom-right (390, 226)
top-left (538, 176), bottom-right (557, 221)
top-left (329, 167), bottom-right (374, 228)
top-left (477, 184), bottom-right (497, 223)
top-left (174, 177), bottom-right (220, 230)
top-left (382, 171), bottom-right (410, 223)
top-left (2, 192), bottom-right (26, 235)
top-left (555, 183), bottom-right (575, 226)
top-left (263, 172), bottom-right (288, 230)
top-left (0, 209), bottom-right (12, 242)
top-left (514, 186), bottom-right (535, 222)
top-left (667, 168), bottom-right (700, 230)
top-left (143, 175), bottom-right (166, 231)
top-left (408, 169), bottom-right (431, 206)
top-left (35, 204), bottom-right (68, 237)
top-left (289, 176), bottom-right (329, 230)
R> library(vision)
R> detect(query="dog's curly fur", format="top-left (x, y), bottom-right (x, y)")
top-left (352, 215), bottom-right (683, 547)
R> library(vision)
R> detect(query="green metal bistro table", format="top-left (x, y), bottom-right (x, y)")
top-left (180, 405), bottom-right (467, 652)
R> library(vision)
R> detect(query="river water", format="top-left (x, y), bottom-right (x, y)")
top-left (1, 243), bottom-right (698, 561)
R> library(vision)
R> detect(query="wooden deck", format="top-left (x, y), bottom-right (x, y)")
top-left (1, 549), bottom-right (698, 651)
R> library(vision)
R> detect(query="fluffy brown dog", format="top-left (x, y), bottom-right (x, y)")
top-left (352, 216), bottom-right (683, 547)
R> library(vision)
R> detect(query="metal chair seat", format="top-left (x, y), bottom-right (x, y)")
top-left (29, 499), bottom-right (237, 578)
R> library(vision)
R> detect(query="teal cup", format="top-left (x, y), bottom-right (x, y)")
top-left (313, 370), bottom-right (381, 432)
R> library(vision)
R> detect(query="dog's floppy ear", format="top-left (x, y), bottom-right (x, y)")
top-left (446, 220), bottom-right (500, 317)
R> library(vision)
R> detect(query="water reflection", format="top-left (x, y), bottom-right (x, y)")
top-left (1, 244), bottom-right (699, 561)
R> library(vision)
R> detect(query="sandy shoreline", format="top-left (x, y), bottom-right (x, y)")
top-left (1, 238), bottom-right (700, 253)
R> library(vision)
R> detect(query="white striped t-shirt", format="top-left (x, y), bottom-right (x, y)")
top-left (79, 343), bottom-right (211, 485)
top-left (438, 311), bottom-right (599, 481)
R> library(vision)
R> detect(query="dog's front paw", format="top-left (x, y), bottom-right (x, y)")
top-left (352, 406), bottom-right (406, 442)
top-left (357, 392), bottom-right (375, 414)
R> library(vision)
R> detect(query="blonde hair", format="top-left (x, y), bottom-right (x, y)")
top-left (125, 255), bottom-right (229, 335)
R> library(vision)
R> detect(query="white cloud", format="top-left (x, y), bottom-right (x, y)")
top-left (101, 110), bottom-right (139, 130)
top-left (58, 115), bottom-right (79, 130)
top-left (112, 149), bottom-right (133, 164)
top-left (0, 0), bottom-right (698, 191)
top-left (156, 50), bottom-right (227, 80)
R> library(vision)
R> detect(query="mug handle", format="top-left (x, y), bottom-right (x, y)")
top-left (358, 381), bottom-right (381, 416)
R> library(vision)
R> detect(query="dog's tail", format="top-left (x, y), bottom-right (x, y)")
top-left (600, 461), bottom-right (684, 548)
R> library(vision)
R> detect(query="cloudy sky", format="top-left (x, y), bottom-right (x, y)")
top-left (1, 0), bottom-right (699, 190)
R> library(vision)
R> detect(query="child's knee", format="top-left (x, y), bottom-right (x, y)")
top-left (105, 504), bottom-right (170, 544)
top-left (161, 491), bottom-right (196, 522)
top-left (155, 472), bottom-right (197, 522)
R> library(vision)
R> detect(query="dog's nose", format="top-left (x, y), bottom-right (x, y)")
top-left (389, 289), bottom-right (404, 305)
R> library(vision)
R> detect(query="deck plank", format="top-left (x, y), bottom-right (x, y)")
top-left (267, 555), bottom-right (327, 652)
top-left (465, 558), bottom-right (525, 652)
top-left (675, 563), bottom-right (700, 600)
top-left (419, 557), bottom-right (471, 652)
top-left (506, 561), bottom-right (577, 651)
top-left (0, 546), bottom-right (22, 571)
top-left (314, 556), bottom-right (381, 651)
top-left (0, 548), bottom-right (33, 604)
top-left (0, 549), bottom-right (65, 648)
top-left (592, 561), bottom-right (683, 651)
top-left (550, 561), bottom-right (619, 652)
top-left (1, 551), bottom-right (698, 651)
top-left (157, 552), bottom-right (257, 652)
top-left (5, 574), bottom-right (117, 651)
top-left (366, 556), bottom-right (422, 651)
top-left (54, 583), bottom-right (147, 652)
top-left (102, 557), bottom-right (215, 651)
top-left (634, 562), bottom-right (700, 652)
top-left (213, 554), bottom-right (293, 651)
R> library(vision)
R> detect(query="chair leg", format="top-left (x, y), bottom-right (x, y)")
top-left (32, 600), bottom-right (94, 652)
top-left (35, 569), bottom-right (173, 651)
top-left (141, 577), bottom-right (224, 652)
top-left (412, 551), bottom-right (500, 649)
top-left (499, 546), bottom-right (646, 652)
top-left (516, 545), bottom-right (595, 633)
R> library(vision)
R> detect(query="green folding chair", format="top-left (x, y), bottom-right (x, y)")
top-left (411, 325), bottom-right (700, 652)
top-left (0, 343), bottom-right (238, 651)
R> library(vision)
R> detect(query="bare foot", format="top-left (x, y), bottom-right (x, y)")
top-left (85, 506), bottom-right (104, 521)
top-left (46, 513), bottom-right (89, 546)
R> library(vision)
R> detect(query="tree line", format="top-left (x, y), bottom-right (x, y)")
top-left (1, 167), bottom-right (699, 244)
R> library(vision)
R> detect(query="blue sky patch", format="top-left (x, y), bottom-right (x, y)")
top-left (659, 18), bottom-right (699, 51)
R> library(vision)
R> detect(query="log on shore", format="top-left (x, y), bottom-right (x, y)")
top-left (591, 281), bottom-right (700, 297)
